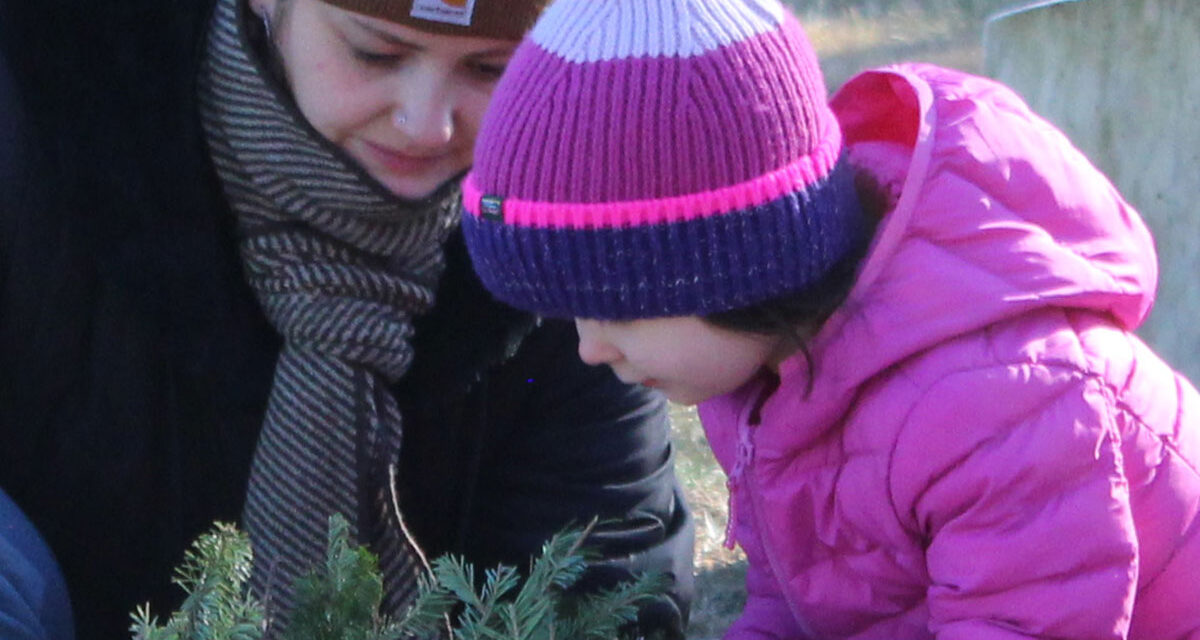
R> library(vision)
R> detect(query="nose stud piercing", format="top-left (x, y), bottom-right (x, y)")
top-left (392, 110), bottom-right (408, 127)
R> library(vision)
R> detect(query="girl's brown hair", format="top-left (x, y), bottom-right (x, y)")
top-left (704, 168), bottom-right (889, 390)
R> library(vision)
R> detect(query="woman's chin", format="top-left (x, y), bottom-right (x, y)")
top-left (345, 140), bottom-right (466, 201)
top-left (375, 172), bottom-right (455, 201)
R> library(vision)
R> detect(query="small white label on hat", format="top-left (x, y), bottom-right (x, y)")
top-left (410, 0), bottom-right (477, 27)
top-left (480, 195), bottom-right (504, 221)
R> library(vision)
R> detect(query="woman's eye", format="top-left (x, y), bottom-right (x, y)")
top-left (465, 61), bottom-right (507, 81)
top-left (350, 47), bottom-right (401, 67)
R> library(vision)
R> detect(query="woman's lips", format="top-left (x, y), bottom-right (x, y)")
top-left (362, 140), bottom-right (444, 176)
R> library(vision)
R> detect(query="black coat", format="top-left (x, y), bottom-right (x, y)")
top-left (0, 2), bottom-right (693, 639)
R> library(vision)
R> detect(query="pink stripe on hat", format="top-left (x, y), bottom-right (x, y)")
top-left (464, 124), bottom-right (841, 229)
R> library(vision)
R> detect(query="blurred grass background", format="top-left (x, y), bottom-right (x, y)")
top-left (672, 1), bottom-right (1025, 636)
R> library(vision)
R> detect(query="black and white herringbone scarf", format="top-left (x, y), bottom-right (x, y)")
top-left (197, 0), bottom-right (458, 630)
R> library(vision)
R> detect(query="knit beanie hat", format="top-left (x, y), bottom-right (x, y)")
top-left (320, 0), bottom-right (550, 41)
top-left (463, 0), bottom-right (865, 320)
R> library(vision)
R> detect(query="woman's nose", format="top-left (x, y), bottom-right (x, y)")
top-left (575, 319), bottom-right (619, 366)
top-left (391, 71), bottom-right (454, 148)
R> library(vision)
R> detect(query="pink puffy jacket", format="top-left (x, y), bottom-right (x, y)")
top-left (699, 64), bottom-right (1200, 639)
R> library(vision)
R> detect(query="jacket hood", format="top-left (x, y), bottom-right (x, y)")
top-left (719, 64), bottom-right (1159, 457)
top-left (813, 64), bottom-right (1155, 388)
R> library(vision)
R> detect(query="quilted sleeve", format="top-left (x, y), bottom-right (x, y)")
top-left (724, 486), bottom-right (809, 640)
top-left (724, 556), bottom-right (809, 640)
top-left (890, 364), bottom-right (1137, 639)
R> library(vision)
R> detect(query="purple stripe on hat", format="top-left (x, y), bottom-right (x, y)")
top-left (473, 14), bottom-right (833, 204)
top-left (464, 124), bottom-right (840, 229)
top-left (463, 157), bottom-right (865, 320)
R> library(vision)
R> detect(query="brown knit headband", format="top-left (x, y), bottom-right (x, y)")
top-left (319, 0), bottom-right (550, 40)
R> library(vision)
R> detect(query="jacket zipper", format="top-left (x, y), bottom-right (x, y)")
top-left (725, 370), bottom-right (815, 636)
top-left (723, 369), bottom-right (778, 549)
top-left (724, 417), bottom-right (757, 549)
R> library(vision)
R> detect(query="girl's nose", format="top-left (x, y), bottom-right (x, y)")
top-left (575, 319), bottom-right (620, 366)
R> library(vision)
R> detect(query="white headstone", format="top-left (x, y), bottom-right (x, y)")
top-left (985, 0), bottom-right (1200, 381)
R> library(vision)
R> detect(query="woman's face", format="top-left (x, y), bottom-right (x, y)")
top-left (259, 0), bottom-right (517, 199)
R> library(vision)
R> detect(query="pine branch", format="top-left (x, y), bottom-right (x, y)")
top-left (555, 572), bottom-right (673, 640)
top-left (132, 517), bottom-right (672, 640)
top-left (390, 573), bottom-right (457, 638)
top-left (395, 518), bottom-right (671, 640)
top-left (129, 522), bottom-right (264, 640)
top-left (281, 514), bottom-right (385, 640)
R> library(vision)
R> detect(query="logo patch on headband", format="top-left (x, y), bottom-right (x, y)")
top-left (480, 195), bottom-right (504, 222)
top-left (410, 0), bottom-right (477, 27)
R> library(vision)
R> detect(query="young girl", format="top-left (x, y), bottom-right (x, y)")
top-left (462, 0), bottom-right (1200, 637)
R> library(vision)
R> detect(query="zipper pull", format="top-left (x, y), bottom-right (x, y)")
top-left (723, 369), bottom-right (775, 550)
top-left (723, 422), bottom-right (756, 550)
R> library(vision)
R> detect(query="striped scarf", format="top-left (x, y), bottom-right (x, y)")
top-left (197, 0), bottom-right (458, 631)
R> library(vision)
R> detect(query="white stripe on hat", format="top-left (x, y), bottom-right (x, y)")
top-left (530, 0), bottom-right (785, 63)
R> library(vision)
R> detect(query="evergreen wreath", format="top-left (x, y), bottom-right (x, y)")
top-left (131, 515), bottom-right (670, 640)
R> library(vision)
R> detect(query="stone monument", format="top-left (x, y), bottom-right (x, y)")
top-left (984, 0), bottom-right (1200, 381)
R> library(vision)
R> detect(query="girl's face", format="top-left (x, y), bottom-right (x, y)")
top-left (258, 0), bottom-right (517, 199)
top-left (575, 317), bottom-right (788, 406)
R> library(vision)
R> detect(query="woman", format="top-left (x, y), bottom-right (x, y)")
top-left (0, 0), bottom-right (693, 638)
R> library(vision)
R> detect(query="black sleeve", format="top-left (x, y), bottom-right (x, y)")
top-left (0, 33), bottom-right (77, 640)
top-left (0, 28), bottom-right (24, 266)
top-left (0, 44), bottom-right (16, 166)
top-left (468, 319), bottom-right (695, 638)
